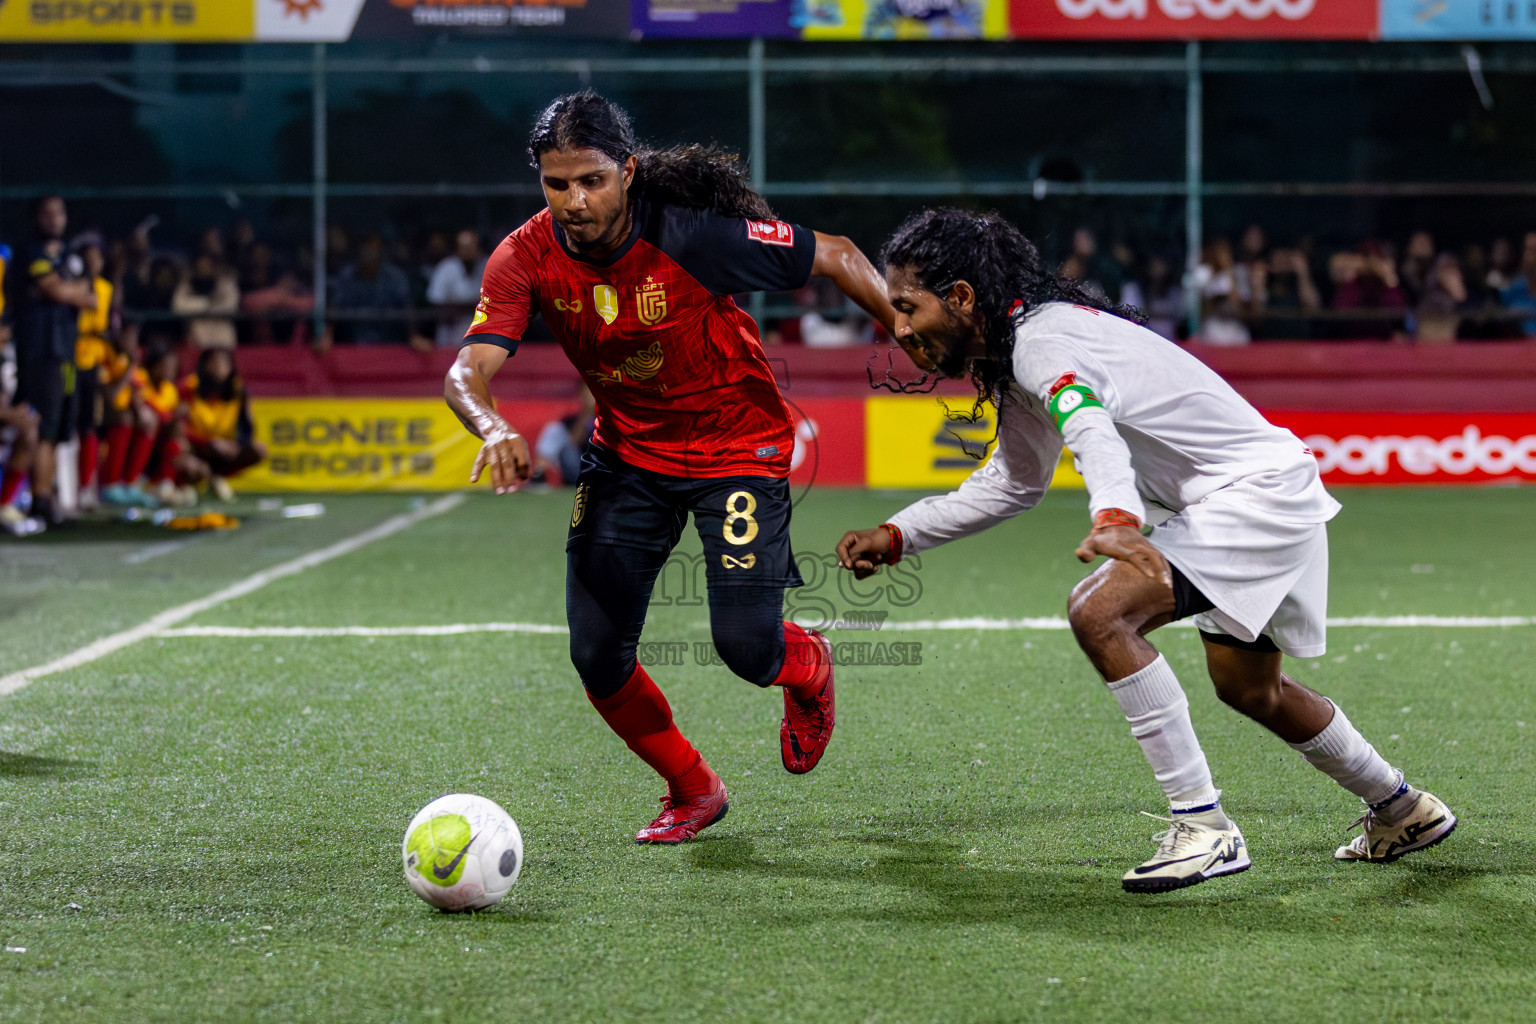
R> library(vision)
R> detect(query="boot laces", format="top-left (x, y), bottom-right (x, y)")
top-left (1139, 811), bottom-right (1207, 859)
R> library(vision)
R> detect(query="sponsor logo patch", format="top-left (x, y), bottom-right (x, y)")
top-left (721, 553), bottom-right (757, 570)
top-left (553, 297), bottom-right (584, 314)
top-left (754, 445), bottom-right (780, 458)
top-left (746, 220), bottom-right (795, 247)
top-left (470, 293), bottom-right (490, 328)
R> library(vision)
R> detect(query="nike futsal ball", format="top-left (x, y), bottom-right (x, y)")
top-left (402, 793), bottom-right (523, 911)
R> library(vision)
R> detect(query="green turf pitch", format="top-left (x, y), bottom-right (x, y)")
top-left (2, 488), bottom-right (1533, 1023)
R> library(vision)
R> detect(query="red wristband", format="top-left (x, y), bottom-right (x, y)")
top-left (878, 523), bottom-right (904, 564)
top-left (1092, 508), bottom-right (1142, 531)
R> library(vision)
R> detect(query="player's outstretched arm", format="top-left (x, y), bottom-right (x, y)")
top-left (445, 342), bottom-right (531, 494)
top-left (811, 232), bottom-right (896, 334)
top-left (836, 526), bottom-right (894, 581)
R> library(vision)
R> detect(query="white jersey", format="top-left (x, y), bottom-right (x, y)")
top-left (888, 302), bottom-right (1339, 555)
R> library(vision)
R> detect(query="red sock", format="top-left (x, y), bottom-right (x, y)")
top-left (0, 467), bottom-right (24, 507)
top-left (125, 430), bottom-right (157, 484)
top-left (153, 438), bottom-right (183, 484)
top-left (773, 622), bottom-right (831, 698)
top-left (103, 424), bottom-right (133, 484)
top-left (588, 665), bottom-right (716, 799)
top-left (77, 434), bottom-right (100, 490)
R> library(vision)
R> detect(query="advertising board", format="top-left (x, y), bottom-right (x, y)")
top-left (1378, 0), bottom-right (1536, 40)
top-left (1008, 0), bottom-right (1378, 40)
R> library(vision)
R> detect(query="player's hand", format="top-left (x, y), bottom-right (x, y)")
top-left (469, 424), bottom-right (531, 495)
top-left (836, 527), bottom-right (892, 580)
top-left (1075, 525), bottom-right (1170, 585)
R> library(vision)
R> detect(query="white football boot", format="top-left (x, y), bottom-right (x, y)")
top-left (1335, 787), bottom-right (1456, 863)
top-left (1122, 811), bottom-right (1250, 893)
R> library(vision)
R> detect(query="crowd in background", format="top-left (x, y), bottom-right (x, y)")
top-left (1, 199), bottom-right (267, 537)
top-left (1045, 224), bottom-right (1536, 346)
top-left (5, 213), bottom-right (1536, 355)
top-left (3, 202), bottom-right (1536, 539)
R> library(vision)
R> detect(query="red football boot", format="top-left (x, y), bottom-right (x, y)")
top-left (634, 777), bottom-right (729, 844)
top-left (780, 629), bottom-right (835, 775)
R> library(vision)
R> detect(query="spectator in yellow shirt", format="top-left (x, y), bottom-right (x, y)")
top-left (74, 241), bottom-right (115, 507)
top-left (179, 348), bottom-right (266, 501)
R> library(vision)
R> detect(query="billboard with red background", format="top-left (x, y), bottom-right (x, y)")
top-left (1265, 412), bottom-right (1536, 486)
top-left (1009, 0), bottom-right (1377, 40)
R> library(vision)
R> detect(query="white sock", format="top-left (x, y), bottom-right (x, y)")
top-left (1289, 701), bottom-right (1406, 810)
top-left (1107, 655), bottom-right (1221, 813)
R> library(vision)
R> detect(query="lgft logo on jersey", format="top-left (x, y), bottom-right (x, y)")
top-left (1056, 0), bottom-right (1317, 18)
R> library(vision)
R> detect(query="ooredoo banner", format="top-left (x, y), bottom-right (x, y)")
top-left (1008, 0), bottom-right (1378, 39)
top-left (1267, 412), bottom-right (1536, 485)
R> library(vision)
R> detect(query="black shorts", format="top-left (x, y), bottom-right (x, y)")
top-left (1170, 563), bottom-right (1281, 654)
top-left (13, 355), bottom-right (73, 444)
top-left (566, 442), bottom-right (804, 592)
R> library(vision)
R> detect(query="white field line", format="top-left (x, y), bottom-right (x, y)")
top-left (122, 538), bottom-right (199, 565)
top-left (144, 613), bottom-right (1536, 641)
top-left (0, 494), bottom-right (466, 696)
top-left (159, 623), bottom-right (568, 638)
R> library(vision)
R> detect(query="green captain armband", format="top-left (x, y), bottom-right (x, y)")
top-left (1048, 383), bottom-right (1103, 431)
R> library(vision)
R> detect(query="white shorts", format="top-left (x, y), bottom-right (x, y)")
top-left (1148, 490), bottom-right (1330, 659)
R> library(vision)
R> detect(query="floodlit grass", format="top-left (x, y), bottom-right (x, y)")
top-left (2, 488), bottom-right (1533, 1022)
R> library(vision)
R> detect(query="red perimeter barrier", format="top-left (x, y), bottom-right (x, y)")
top-left (235, 341), bottom-right (1536, 410)
top-left (235, 341), bottom-right (1536, 487)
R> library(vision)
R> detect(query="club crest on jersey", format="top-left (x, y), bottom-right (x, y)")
top-left (593, 340), bottom-right (665, 386)
top-left (571, 483), bottom-right (589, 528)
top-left (746, 220), bottom-right (794, 247)
top-left (636, 278), bottom-right (668, 326)
top-left (470, 293), bottom-right (490, 328)
top-left (593, 285), bottom-right (619, 325)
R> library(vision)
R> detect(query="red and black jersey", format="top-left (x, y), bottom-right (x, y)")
top-left (467, 201), bottom-right (816, 479)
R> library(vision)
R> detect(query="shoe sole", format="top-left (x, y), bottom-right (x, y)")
top-left (633, 799), bottom-right (729, 845)
top-left (1122, 853), bottom-right (1252, 894)
top-left (1336, 815), bottom-right (1457, 864)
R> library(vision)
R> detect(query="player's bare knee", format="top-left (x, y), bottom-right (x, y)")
top-left (1067, 578), bottom-right (1135, 655)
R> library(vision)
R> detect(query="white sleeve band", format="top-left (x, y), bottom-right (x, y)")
top-left (1058, 405), bottom-right (1146, 522)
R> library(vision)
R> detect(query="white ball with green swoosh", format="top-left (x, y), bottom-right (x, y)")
top-left (402, 793), bottom-right (523, 911)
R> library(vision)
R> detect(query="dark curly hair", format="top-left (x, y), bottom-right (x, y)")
top-left (528, 90), bottom-right (775, 220)
top-left (880, 207), bottom-right (1145, 455)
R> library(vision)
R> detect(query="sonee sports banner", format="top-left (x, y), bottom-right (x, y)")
top-left (0, 0), bottom-right (369, 41)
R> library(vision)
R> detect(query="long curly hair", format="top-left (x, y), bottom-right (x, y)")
top-left (880, 207), bottom-right (1144, 454)
top-left (528, 90), bottom-right (775, 220)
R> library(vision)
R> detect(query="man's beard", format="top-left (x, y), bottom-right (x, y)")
top-left (933, 307), bottom-right (976, 379)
